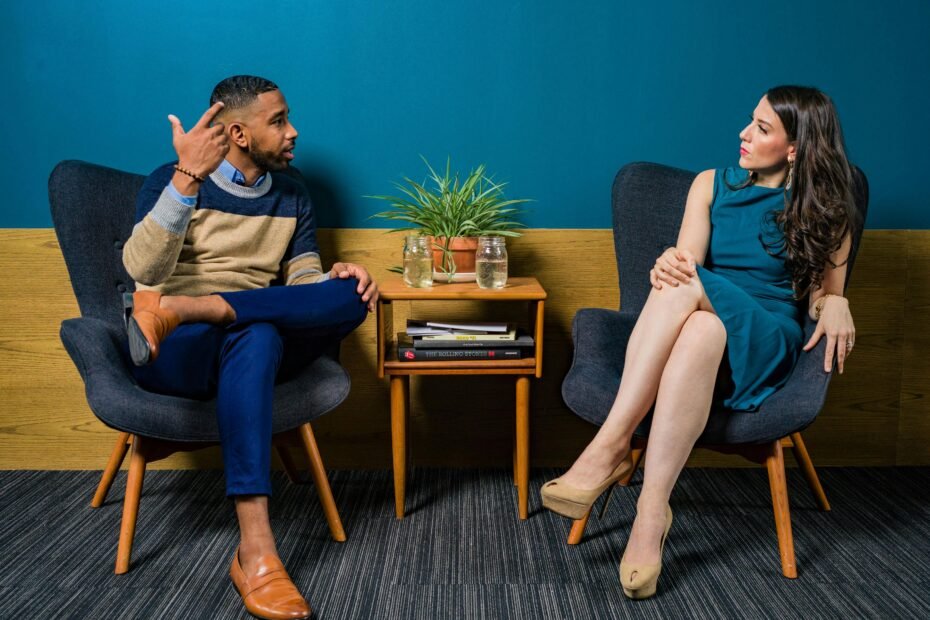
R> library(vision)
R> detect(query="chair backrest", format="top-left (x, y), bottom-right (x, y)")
top-left (49, 160), bottom-right (324, 327)
top-left (49, 160), bottom-right (144, 328)
top-left (611, 162), bottom-right (870, 314)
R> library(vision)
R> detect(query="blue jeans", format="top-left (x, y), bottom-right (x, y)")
top-left (131, 278), bottom-right (367, 496)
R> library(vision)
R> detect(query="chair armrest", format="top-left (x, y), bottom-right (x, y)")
top-left (754, 315), bottom-right (833, 424)
top-left (569, 308), bottom-right (638, 376)
top-left (59, 317), bottom-right (134, 384)
top-left (561, 308), bottom-right (639, 426)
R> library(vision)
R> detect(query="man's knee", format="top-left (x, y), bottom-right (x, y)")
top-left (326, 277), bottom-right (368, 325)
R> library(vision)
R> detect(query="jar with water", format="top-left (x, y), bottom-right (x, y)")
top-left (476, 236), bottom-right (508, 289)
top-left (403, 235), bottom-right (433, 287)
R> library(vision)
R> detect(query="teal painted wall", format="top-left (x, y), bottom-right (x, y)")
top-left (3, 0), bottom-right (928, 228)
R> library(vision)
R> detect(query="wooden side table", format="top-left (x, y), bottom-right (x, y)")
top-left (376, 276), bottom-right (546, 520)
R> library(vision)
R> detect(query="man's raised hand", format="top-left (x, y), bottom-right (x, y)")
top-left (168, 101), bottom-right (229, 180)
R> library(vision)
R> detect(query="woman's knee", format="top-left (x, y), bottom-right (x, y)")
top-left (679, 310), bottom-right (726, 347)
top-left (649, 275), bottom-right (705, 311)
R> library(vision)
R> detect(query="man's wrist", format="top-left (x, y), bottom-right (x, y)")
top-left (171, 170), bottom-right (202, 196)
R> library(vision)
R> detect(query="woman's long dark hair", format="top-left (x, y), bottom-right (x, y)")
top-left (744, 86), bottom-right (858, 299)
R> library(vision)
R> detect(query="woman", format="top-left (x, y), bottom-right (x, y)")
top-left (541, 85), bottom-right (859, 599)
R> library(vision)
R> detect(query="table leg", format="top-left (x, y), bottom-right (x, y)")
top-left (516, 376), bottom-right (530, 520)
top-left (391, 375), bottom-right (409, 519)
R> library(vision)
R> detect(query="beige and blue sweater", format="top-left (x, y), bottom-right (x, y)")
top-left (123, 163), bottom-right (327, 296)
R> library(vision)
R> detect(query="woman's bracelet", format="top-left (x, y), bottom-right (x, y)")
top-left (173, 164), bottom-right (206, 183)
top-left (813, 294), bottom-right (846, 320)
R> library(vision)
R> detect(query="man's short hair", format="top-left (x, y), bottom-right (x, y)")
top-left (209, 75), bottom-right (279, 113)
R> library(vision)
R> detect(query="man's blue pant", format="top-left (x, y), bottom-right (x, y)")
top-left (131, 278), bottom-right (368, 496)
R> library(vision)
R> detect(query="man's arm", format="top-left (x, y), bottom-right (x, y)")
top-left (122, 102), bottom-right (229, 285)
top-left (282, 181), bottom-right (329, 286)
top-left (123, 166), bottom-right (196, 285)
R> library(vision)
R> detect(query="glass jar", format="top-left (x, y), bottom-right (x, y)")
top-left (403, 235), bottom-right (433, 287)
top-left (475, 236), bottom-right (508, 289)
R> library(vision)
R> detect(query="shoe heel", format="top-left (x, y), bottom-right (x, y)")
top-left (622, 583), bottom-right (657, 600)
top-left (122, 292), bottom-right (134, 327)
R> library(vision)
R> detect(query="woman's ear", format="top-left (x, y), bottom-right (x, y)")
top-left (228, 122), bottom-right (249, 149)
top-left (787, 142), bottom-right (797, 162)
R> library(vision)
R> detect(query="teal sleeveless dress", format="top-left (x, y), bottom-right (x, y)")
top-left (694, 168), bottom-right (804, 411)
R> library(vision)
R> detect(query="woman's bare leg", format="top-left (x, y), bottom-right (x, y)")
top-left (560, 277), bottom-right (714, 488)
top-left (623, 310), bottom-right (726, 566)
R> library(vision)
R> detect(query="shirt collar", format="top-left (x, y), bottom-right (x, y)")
top-left (218, 159), bottom-right (267, 187)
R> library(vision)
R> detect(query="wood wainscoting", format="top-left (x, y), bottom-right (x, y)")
top-left (1, 228), bottom-right (927, 470)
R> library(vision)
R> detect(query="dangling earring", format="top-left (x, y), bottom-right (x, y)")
top-left (785, 159), bottom-right (794, 190)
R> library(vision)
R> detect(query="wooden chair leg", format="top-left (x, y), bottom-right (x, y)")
top-left (765, 440), bottom-right (797, 578)
top-left (566, 442), bottom-right (646, 546)
top-left (275, 445), bottom-right (303, 484)
top-left (92, 432), bottom-right (132, 508)
top-left (115, 435), bottom-right (147, 574)
top-left (789, 432), bottom-right (831, 511)
top-left (619, 444), bottom-right (646, 487)
top-left (298, 423), bottom-right (346, 542)
top-left (568, 510), bottom-right (591, 545)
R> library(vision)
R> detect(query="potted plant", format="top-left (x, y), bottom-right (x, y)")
top-left (368, 157), bottom-right (530, 281)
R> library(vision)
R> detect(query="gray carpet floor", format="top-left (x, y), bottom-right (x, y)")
top-left (1, 467), bottom-right (929, 619)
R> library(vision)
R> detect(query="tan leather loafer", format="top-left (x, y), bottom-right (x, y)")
top-left (230, 547), bottom-right (311, 620)
top-left (124, 290), bottom-right (180, 366)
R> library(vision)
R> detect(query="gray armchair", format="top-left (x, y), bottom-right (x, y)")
top-left (49, 160), bottom-right (350, 574)
top-left (561, 162), bottom-right (869, 578)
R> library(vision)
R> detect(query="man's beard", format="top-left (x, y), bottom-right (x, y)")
top-left (248, 140), bottom-right (288, 172)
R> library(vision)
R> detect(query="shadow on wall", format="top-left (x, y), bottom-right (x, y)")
top-left (296, 164), bottom-right (349, 228)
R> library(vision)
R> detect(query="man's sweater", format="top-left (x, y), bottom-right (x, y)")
top-left (123, 163), bottom-right (327, 296)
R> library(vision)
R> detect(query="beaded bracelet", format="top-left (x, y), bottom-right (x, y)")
top-left (173, 164), bottom-right (206, 183)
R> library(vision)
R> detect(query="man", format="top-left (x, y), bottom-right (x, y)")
top-left (123, 75), bottom-right (378, 620)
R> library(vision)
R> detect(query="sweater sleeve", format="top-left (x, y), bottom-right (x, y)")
top-left (282, 181), bottom-right (329, 285)
top-left (122, 164), bottom-right (195, 286)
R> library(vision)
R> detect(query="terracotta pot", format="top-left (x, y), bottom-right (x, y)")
top-left (429, 236), bottom-right (478, 274)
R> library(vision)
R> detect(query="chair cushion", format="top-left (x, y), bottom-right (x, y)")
top-left (61, 318), bottom-right (349, 443)
top-left (561, 300), bottom-right (831, 444)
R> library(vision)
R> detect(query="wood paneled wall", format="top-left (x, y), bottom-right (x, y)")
top-left (1, 228), bottom-right (927, 470)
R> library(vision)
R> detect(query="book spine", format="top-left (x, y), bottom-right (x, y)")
top-left (397, 347), bottom-right (523, 361)
top-left (418, 333), bottom-right (515, 342)
top-left (413, 338), bottom-right (533, 349)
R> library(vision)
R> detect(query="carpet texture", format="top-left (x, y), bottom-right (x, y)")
top-left (1, 467), bottom-right (928, 619)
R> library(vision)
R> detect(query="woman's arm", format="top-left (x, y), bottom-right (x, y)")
top-left (803, 233), bottom-right (856, 373)
top-left (676, 169), bottom-right (715, 264)
top-left (651, 169), bottom-right (714, 288)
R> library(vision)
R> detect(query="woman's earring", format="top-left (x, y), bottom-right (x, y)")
top-left (786, 159), bottom-right (794, 190)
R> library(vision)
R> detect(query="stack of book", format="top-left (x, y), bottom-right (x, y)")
top-left (396, 320), bottom-right (535, 361)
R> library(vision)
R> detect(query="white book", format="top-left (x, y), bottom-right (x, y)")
top-left (417, 327), bottom-right (518, 342)
top-left (421, 320), bottom-right (510, 333)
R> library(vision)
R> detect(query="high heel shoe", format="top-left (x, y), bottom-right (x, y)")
top-left (619, 504), bottom-right (673, 600)
top-left (540, 453), bottom-right (634, 519)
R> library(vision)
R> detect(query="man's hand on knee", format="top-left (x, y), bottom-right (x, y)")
top-left (329, 262), bottom-right (379, 312)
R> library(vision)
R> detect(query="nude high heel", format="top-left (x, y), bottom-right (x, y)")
top-left (619, 504), bottom-right (673, 600)
top-left (540, 453), bottom-right (634, 520)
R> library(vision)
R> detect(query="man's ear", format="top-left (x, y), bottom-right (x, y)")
top-left (228, 122), bottom-right (249, 149)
